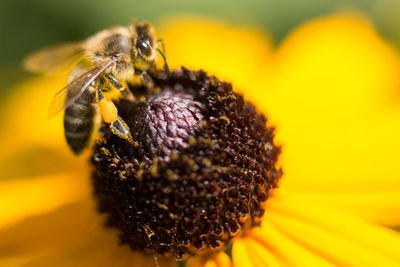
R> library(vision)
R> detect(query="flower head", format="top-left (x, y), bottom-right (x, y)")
top-left (91, 67), bottom-right (281, 259)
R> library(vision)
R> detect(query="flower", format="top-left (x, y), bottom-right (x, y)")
top-left (1, 13), bottom-right (400, 266)
top-left (91, 67), bottom-right (282, 260)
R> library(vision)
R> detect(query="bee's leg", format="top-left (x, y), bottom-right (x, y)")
top-left (97, 76), bottom-right (111, 93)
top-left (110, 116), bottom-right (138, 147)
top-left (135, 69), bottom-right (153, 84)
top-left (97, 87), bottom-right (137, 147)
top-left (105, 74), bottom-right (135, 101)
top-left (156, 39), bottom-right (170, 75)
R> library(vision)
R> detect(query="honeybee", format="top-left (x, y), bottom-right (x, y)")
top-left (24, 20), bottom-right (168, 154)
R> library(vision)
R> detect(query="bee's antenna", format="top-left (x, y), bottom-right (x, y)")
top-left (156, 39), bottom-right (170, 75)
top-left (157, 39), bottom-right (167, 56)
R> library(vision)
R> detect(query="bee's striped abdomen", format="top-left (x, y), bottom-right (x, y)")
top-left (64, 89), bottom-right (96, 154)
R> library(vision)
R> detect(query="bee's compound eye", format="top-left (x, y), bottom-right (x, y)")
top-left (137, 40), bottom-right (153, 58)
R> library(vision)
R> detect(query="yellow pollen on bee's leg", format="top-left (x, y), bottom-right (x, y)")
top-left (99, 98), bottom-right (118, 123)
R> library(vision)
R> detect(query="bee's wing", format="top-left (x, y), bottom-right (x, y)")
top-left (24, 42), bottom-right (84, 74)
top-left (48, 57), bottom-right (117, 118)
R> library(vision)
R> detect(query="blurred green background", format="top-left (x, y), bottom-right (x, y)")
top-left (0, 0), bottom-right (399, 95)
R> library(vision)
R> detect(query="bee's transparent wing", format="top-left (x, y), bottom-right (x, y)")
top-left (48, 58), bottom-right (117, 118)
top-left (24, 42), bottom-right (84, 74)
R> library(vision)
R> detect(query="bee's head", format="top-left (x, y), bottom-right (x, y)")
top-left (130, 21), bottom-right (157, 63)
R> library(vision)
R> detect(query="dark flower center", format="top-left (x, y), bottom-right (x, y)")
top-left (91, 67), bottom-right (282, 260)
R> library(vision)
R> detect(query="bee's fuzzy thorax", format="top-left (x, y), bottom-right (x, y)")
top-left (91, 67), bottom-right (282, 260)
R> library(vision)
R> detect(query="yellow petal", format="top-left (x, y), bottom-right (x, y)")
top-left (0, 200), bottom-right (100, 257)
top-left (0, 174), bottom-right (89, 229)
top-left (0, 144), bottom-right (88, 181)
top-left (158, 16), bottom-right (272, 93)
top-left (0, 75), bottom-right (67, 150)
top-left (0, 75), bottom-right (95, 180)
top-left (0, 254), bottom-right (42, 267)
top-left (266, 195), bottom-right (400, 265)
top-left (278, 187), bottom-right (400, 225)
top-left (232, 237), bottom-right (284, 267)
top-left (0, 199), bottom-right (177, 267)
top-left (254, 14), bottom-right (400, 189)
top-left (187, 252), bottom-right (231, 267)
top-left (248, 224), bottom-right (335, 266)
top-left (22, 241), bottom-right (175, 267)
